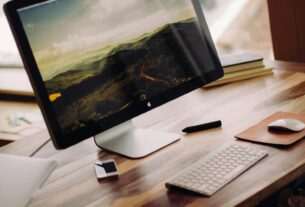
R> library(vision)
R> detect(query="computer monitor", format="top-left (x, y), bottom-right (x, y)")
top-left (4, 0), bottom-right (223, 158)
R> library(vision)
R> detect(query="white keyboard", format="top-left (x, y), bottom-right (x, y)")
top-left (165, 144), bottom-right (268, 196)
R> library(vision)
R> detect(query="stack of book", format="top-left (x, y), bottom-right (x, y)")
top-left (205, 52), bottom-right (273, 87)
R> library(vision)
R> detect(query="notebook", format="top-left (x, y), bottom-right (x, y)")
top-left (235, 111), bottom-right (305, 145)
top-left (220, 52), bottom-right (264, 74)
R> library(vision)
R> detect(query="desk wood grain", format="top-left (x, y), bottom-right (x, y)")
top-left (2, 61), bottom-right (305, 207)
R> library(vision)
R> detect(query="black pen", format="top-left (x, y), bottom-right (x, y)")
top-left (182, 120), bottom-right (222, 133)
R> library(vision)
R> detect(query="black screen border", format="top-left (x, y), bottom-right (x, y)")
top-left (4, 0), bottom-right (224, 149)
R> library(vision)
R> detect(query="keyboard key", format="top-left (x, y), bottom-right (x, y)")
top-left (223, 165), bottom-right (245, 180)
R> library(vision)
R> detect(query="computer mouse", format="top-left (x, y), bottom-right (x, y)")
top-left (268, 119), bottom-right (305, 132)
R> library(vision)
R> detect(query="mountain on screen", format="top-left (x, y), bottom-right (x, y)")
top-left (45, 18), bottom-right (204, 134)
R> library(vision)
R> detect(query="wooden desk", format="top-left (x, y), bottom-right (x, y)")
top-left (1, 60), bottom-right (305, 207)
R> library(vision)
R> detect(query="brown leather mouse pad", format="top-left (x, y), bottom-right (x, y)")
top-left (235, 112), bottom-right (305, 145)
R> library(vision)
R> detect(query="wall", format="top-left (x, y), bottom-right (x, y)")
top-left (268, 0), bottom-right (305, 62)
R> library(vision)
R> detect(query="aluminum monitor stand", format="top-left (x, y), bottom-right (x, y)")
top-left (94, 120), bottom-right (180, 158)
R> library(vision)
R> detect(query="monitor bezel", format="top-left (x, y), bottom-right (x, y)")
top-left (4, 0), bottom-right (224, 149)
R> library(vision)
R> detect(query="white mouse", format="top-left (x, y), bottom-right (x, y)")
top-left (268, 119), bottom-right (305, 132)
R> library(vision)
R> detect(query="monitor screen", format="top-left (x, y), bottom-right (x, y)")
top-left (6, 0), bottom-right (223, 148)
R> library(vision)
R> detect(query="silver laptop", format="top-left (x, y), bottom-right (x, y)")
top-left (0, 154), bottom-right (56, 207)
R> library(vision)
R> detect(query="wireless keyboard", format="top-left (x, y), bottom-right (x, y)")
top-left (165, 144), bottom-right (268, 196)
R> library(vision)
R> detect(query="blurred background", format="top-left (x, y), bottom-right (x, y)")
top-left (200, 0), bottom-right (272, 58)
top-left (0, 0), bottom-right (272, 67)
top-left (0, 0), bottom-right (22, 67)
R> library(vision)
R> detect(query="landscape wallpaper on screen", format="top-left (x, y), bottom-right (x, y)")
top-left (18, 0), bottom-right (208, 134)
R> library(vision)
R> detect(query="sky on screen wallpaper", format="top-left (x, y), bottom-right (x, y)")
top-left (19, 0), bottom-right (194, 80)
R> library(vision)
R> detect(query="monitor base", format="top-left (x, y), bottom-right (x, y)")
top-left (94, 121), bottom-right (180, 159)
